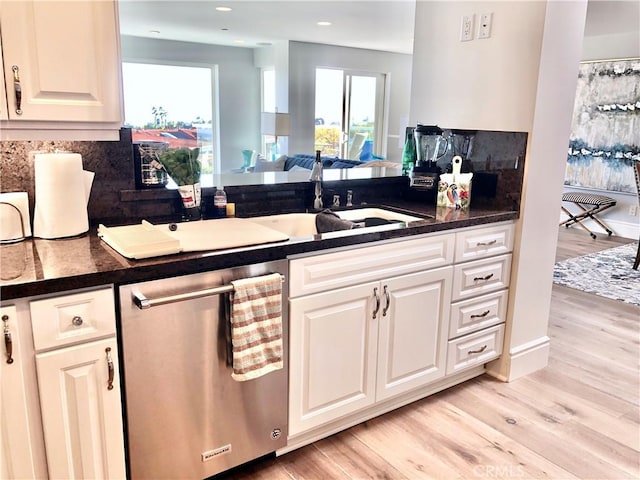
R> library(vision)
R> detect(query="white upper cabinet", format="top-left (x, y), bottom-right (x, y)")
top-left (0, 0), bottom-right (123, 139)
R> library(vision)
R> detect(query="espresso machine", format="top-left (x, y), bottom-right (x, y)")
top-left (409, 125), bottom-right (448, 202)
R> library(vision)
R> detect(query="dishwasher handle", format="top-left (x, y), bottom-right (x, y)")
top-left (132, 274), bottom-right (285, 309)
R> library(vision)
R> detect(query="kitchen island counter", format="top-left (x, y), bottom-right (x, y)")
top-left (0, 204), bottom-right (517, 301)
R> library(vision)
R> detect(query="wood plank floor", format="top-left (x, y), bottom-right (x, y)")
top-left (222, 228), bottom-right (640, 480)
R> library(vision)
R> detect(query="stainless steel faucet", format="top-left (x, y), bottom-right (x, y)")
top-left (309, 155), bottom-right (323, 209)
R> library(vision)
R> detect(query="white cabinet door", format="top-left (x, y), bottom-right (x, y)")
top-left (36, 337), bottom-right (126, 480)
top-left (0, 305), bottom-right (45, 480)
top-left (376, 267), bottom-right (453, 401)
top-left (289, 282), bottom-right (379, 436)
top-left (0, 0), bottom-right (122, 122)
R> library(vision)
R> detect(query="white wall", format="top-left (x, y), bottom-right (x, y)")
top-left (411, 0), bottom-right (589, 381)
top-left (288, 41), bottom-right (413, 162)
top-left (120, 35), bottom-right (261, 173)
top-left (582, 31), bottom-right (639, 61)
top-left (255, 41), bottom-right (291, 155)
top-left (561, 29), bottom-right (640, 240)
top-left (410, 1), bottom-right (545, 132)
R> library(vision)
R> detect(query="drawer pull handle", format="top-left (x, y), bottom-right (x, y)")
top-left (72, 315), bottom-right (83, 326)
top-left (382, 285), bottom-right (390, 317)
top-left (106, 347), bottom-right (114, 390)
top-left (12, 65), bottom-right (23, 115)
top-left (372, 287), bottom-right (381, 319)
top-left (468, 345), bottom-right (488, 355)
top-left (473, 273), bottom-right (494, 282)
top-left (470, 310), bottom-right (491, 319)
top-left (476, 239), bottom-right (497, 247)
top-left (2, 315), bottom-right (13, 364)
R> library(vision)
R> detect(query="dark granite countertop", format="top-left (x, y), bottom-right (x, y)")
top-left (0, 203), bottom-right (518, 301)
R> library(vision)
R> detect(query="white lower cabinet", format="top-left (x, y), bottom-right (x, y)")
top-left (446, 223), bottom-right (514, 375)
top-left (1, 286), bottom-right (126, 480)
top-left (0, 305), bottom-right (47, 480)
top-left (289, 236), bottom-right (454, 437)
top-left (446, 324), bottom-right (505, 375)
top-left (375, 269), bottom-right (453, 401)
top-left (30, 286), bottom-right (126, 480)
top-left (35, 337), bottom-right (126, 480)
top-left (287, 222), bottom-right (515, 444)
top-left (289, 281), bottom-right (378, 435)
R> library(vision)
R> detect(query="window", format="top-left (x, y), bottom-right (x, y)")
top-left (261, 68), bottom-right (276, 157)
top-left (315, 68), bottom-right (386, 160)
top-left (122, 62), bottom-right (216, 186)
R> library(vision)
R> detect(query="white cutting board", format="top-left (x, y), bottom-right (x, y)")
top-left (98, 218), bottom-right (289, 259)
top-left (162, 217), bottom-right (290, 252)
top-left (98, 221), bottom-right (181, 259)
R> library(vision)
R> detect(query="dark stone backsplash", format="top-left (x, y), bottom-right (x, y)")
top-left (1, 128), bottom-right (137, 224)
top-left (1, 128), bottom-right (526, 226)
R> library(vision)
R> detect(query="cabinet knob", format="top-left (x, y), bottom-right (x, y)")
top-left (72, 315), bottom-right (84, 326)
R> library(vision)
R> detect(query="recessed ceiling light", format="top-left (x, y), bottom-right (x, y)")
top-left (317, 21), bottom-right (332, 27)
top-left (216, 6), bottom-right (232, 12)
top-left (234, 39), bottom-right (245, 44)
top-left (149, 30), bottom-right (160, 35)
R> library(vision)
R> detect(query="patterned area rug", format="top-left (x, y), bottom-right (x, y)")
top-left (553, 243), bottom-right (640, 306)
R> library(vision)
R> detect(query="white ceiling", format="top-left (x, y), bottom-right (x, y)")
top-left (118, 0), bottom-right (417, 54)
top-left (118, 0), bottom-right (639, 55)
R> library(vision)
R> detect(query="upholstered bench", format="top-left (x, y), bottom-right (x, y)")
top-left (560, 192), bottom-right (617, 239)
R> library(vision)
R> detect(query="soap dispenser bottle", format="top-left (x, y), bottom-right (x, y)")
top-left (309, 150), bottom-right (323, 210)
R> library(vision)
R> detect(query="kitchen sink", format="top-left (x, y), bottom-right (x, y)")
top-left (334, 207), bottom-right (423, 224)
top-left (246, 207), bottom-right (424, 237)
top-left (99, 208), bottom-right (426, 259)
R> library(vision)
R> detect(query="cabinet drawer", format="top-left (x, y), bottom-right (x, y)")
top-left (452, 254), bottom-right (511, 301)
top-left (449, 289), bottom-right (508, 339)
top-left (290, 234), bottom-right (454, 297)
top-left (446, 324), bottom-right (504, 375)
top-left (30, 287), bottom-right (116, 351)
top-left (455, 223), bottom-right (514, 263)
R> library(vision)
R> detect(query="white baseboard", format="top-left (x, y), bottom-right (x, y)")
top-left (486, 336), bottom-right (550, 382)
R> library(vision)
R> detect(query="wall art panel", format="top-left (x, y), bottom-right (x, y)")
top-left (565, 58), bottom-right (640, 193)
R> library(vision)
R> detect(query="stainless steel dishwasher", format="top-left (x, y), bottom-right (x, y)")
top-left (118, 260), bottom-right (288, 480)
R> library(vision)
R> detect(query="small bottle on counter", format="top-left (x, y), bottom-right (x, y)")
top-left (213, 186), bottom-right (227, 218)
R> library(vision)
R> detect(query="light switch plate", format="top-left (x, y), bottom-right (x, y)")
top-left (460, 14), bottom-right (474, 42)
top-left (478, 13), bottom-right (492, 39)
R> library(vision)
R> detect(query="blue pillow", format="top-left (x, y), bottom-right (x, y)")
top-left (330, 159), bottom-right (363, 169)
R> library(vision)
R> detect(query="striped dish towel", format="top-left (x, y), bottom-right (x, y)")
top-left (230, 273), bottom-right (283, 381)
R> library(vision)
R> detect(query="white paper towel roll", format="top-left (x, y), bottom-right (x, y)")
top-left (33, 153), bottom-right (92, 239)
